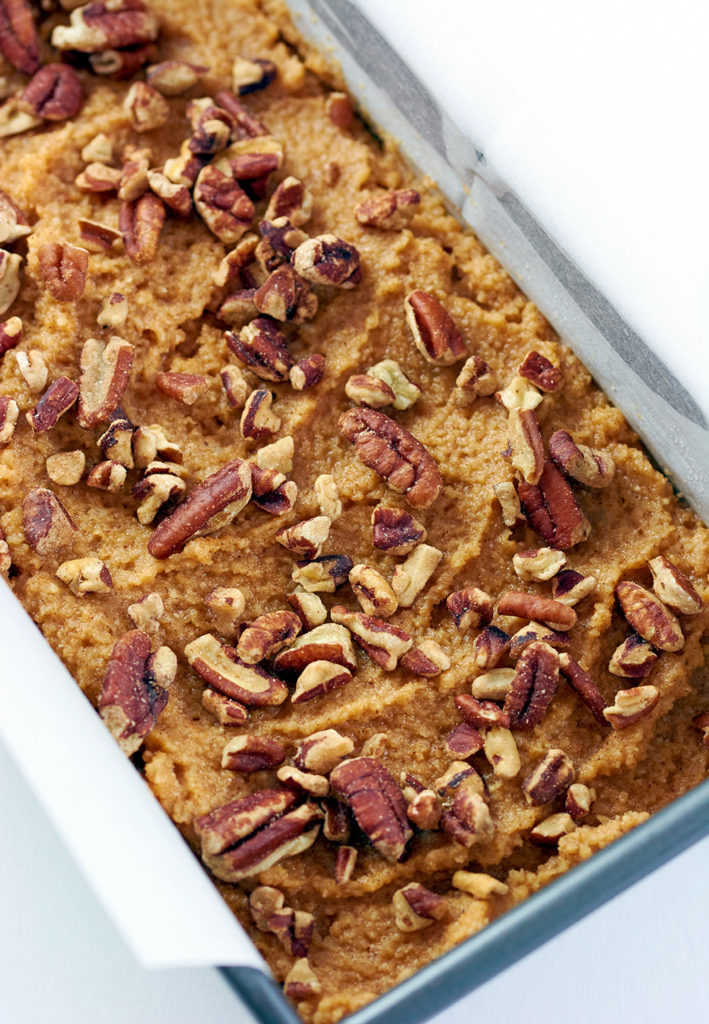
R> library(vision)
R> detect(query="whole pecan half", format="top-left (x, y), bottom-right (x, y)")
top-left (518, 350), bottom-right (563, 392)
top-left (330, 756), bottom-right (412, 862)
top-left (185, 633), bottom-right (288, 706)
top-left (120, 193), bottom-right (165, 264)
top-left (339, 406), bottom-right (442, 510)
top-left (148, 459), bottom-right (252, 558)
top-left (0, 0), bottom-right (40, 74)
top-left (20, 64), bottom-right (84, 121)
top-left (195, 789), bottom-right (322, 882)
top-left (226, 317), bottom-right (292, 382)
top-left (615, 580), bottom-right (684, 652)
top-left (404, 290), bottom-right (467, 365)
top-left (22, 487), bottom-right (77, 556)
top-left (77, 336), bottom-right (134, 428)
top-left (51, 0), bottom-right (159, 52)
top-left (292, 234), bottom-right (361, 288)
top-left (99, 629), bottom-right (174, 755)
top-left (558, 653), bottom-right (607, 725)
top-left (548, 429), bottom-right (615, 488)
top-left (194, 165), bottom-right (254, 244)
top-left (522, 748), bottom-right (575, 806)
top-left (504, 641), bottom-right (560, 729)
top-left (38, 242), bottom-right (89, 302)
top-left (517, 460), bottom-right (590, 549)
top-left (27, 376), bottom-right (79, 432)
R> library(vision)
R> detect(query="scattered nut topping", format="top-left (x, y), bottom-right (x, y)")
top-left (456, 694), bottom-right (509, 730)
top-left (86, 460), bottom-right (127, 491)
top-left (132, 470), bottom-right (186, 525)
top-left (276, 516), bottom-right (331, 559)
top-left (46, 450), bottom-right (85, 486)
top-left (77, 335), bottom-right (134, 429)
top-left (163, 139), bottom-right (208, 187)
top-left (292, 234), bottom-right (361, 289)
top-left (565, 783), bottom-right (595, 821)
top-left (249, 885), bottom-right (285, 931)
top-left (446, 721), bottom-right (484, 759)
top-left (529, 813), bottom-right (576, 846)
top-left (345, 372), bottom-right (396, 409)
top-left (146, 169), bottom-right (192, 216)
top-left (126, 591), bottom-right (163, 634)
top-left (255, 216), bottom-right (307, 272)
top-left (452, 871), bottom-right (509, 899)
top-left (265, 176), bottom-right (313, 226)
top-left (472, 667), bottom-right (516, 701)
top-left (27, 376), bottom-right (79, 433)
top-left (513, 546), bottom-right (567, 582)
top-left (473, 626), bottom-right (511, 671)
top-left (552, 569), bottom-right (597, 606)
top-left (15, 349), bottom-right (47, 392)
top-left (0, 96), bottom-right (41, 138)
top-left (330, 756), bottom-right (412, 862)
top-left (194, 789), bottom-right (321, 882)
top-left (78, 219), bottom-right (123, 253)
top-left (508, 408), bottom-right (545, 485)
top-left (148, 459), bottom-right (252, 559)
top-left (20, 63), bottom-right (84, 121)
top-left (277, 764), bottom-right (330, 798)
top-left (483, 726), bottom-right (521, 779)
top-left (222, 734), bottom-right (286, 772)
top-left (349, 563), bottom-right (398, 617)
top-left (392, 882), bottom-right (445, 932)
top-left (56, 556), bottom-right (113, 596)
top-left (295, 729), bottom-right (354, 774)
top-left (220, 289), bottom-right (257, 328)
top-left (51, 0), bottom-right (160, 53)
top-left (120, 192), bottom-right (165, 263)
top-left (81, 133), bottom-right (114, 164)
top-left (609, 634), bottom-right (658, 678)
top-left (334, 844), bottom-right (357, 883)
top-left (132, 423), bottom-right (182, 468)
top-left (548, 429), bottom-right (615, 488)
top-left (236, 610), bottom-right (302, 664)
top-left (441, 787), bottom-right (494, 848)
top-left (615, 580), bottom-right (684, 652)
top-left (146, 60), bottom-right (208, 95)
top-left (399, 638), bottom-right (450, 676)
top-left (391, 543), bottom-right (442, 608)
top-left (292, 554), bottom-right (353, 594)
top-left (367, 359), bottom-right (421, 411)
top-left (692, 712), bottom-right (709, 747)
top-left (232, 55), bottom-right (276, 94)
top-left (0, 315), bottom-right (22, 354)
top-left (194, 164), bottom-right (254, 243)
top-left (492, 480), bottom-right (524, 529)
top-left (156, 371), bottom-right (208, 406)
top-left (326, 90), bottom-right (353, 129)
top-left (0, 191), bottom-right (30, 246)
top-left (404, 290), bottom-right (467, 365)
top-left (356, 188), bottom-right (420, 230)
top-left (120, 145), bottom-right (152, 202)
top-left (446, 585), bottom-right (495, 632)
top-left (283, 958), bottom-right (321, 1001)
top-left (205, 587), bottom-right (246, 635)
top-left (497, 591), bottom-right (577, 631)
top-left (522, 748), bottom-right (575, 806)
top-left (331, 605), bottom-right (413, 670)
top-left (253, 263), bottom-right (318, 323)
top-left (286, 589), bottom-right (327, 631)
top-left (201, 690), bottom-right (248, 728)
top-left (496, 375), bottom-right (543, 412)
top-left (250, 464), bottom-right (297, 515)
top-left (518, 350), bottom-right (563, 392)
top-left (435, 761), bottom-right (483, 796)
top-left (274, 623), bottom-right (357, 674)
top-left (360, 732), bottom-right (387, 758)
top-left (98, 417), bottom-right (134, 467)
top-left (557, 653), bottom-right (607, 724)
top-left (98, 630), bottom-right (173, 755)
top-left (0, 0), bottom-right (39, 74)
top-left (290, 353), bottom-right (325, 391)
top-left (220, 365), bottom-right (249, 408)
top-left (454, 354), bottom-right (498, 404)
top-left (241, 388), bottom-right (281, 441)
top-left (38, 242), bottom-right (88, 302)
top-left (0, 395), bottom-right (18, 444)
top-left (508, 621), bottom-right (570, 659)
top-left (603, 685), bottom-right (660, 729)
top-left (76, 161), bottom-right (123, 192)
top-left (371, 505), bottom-right (426, 555)
top-left (407, 789), bottom-right (442, 830)
top-left (504, 642), bottom-right (560, 730)
top-left (184, 633), bottom-right (288, 706)
top-left (22, 487), bottom-right (77, 556)
top-left (268, 907), bottom-right (316, 957)
top-left (648, 555), bottom-right (703, 615)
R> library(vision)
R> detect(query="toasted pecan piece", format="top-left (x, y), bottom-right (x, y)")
top-left (517, 460), bottom-right (590, 550)
top-left (22, 487), bottom-right (77, 556)
top-left (185, 633), bottom-right (288, 706)
top-left (615, 581), bottom-right (684, 652)
top-left (404, 290), bottom-right (467, 364)
top-left (76, 336), bottom-right (134, 429)
top-left (504, 641), bottom-right (560, 729)
top-left (330, 756), bottom-right (412, 862)
top-left (99, 629), bottom-right (174, 755)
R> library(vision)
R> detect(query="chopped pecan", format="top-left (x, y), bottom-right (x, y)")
top-left (127, 591), bottom-right (163, 634)
top-left (89, 42), bottom-right (157, 78)
top-left (231, 54), bottom-right (276, 94)
top-left (452, 871), bottom-right (509, 898)
top-left (330, 605), bottom-right (412, 670)
top-left (81, 133), bottom-right (114, 163)
top-left (286, 589), bottom-right (327, 631)
top-left (146, 59), bottom-right (208, 95)
top-left (78, 219), bottom-right (122, 253)
top-left (404, 290), bottom-right (467, 365)
top-left (692, 712), bottom-right (709, 747)
top-left (148, 459), bottom-right (252, 558)
top-left (473, 626), bottom-right (511, 670)
top-left (219, 289), bottom-right (257, 327)
top-left (0, 315), bottom-right (22, 354)
top-left (256, 216), bottom-right (308, 273)
top-left (202, 688), bottom-right (249, 725)
top-left (518, 460), bottom-right (590, 549)
top-left (0, 96), bottom-right (41, 138)
top-left (249, 464), bottom-right (297, 515)
top-left (508, 621), bottom-right (571, 659)
top-left (254, 264), bottom-right (317, 323)
top-left (249, 885), bottom-right (285, 930)
top-left (265, 176), bottom-right (313, 226)
top-left (603, 685), bottom-right (660, 729)
top-left (392, 882), bottom-right (445, 932)
top-left (267, 908), bottom-right (315, 958)
top-left (27, 376), bottom-right (79, 432)
top-left (277, 765), bottom-right (330, 798)
top-left (407, 789), bottom-right (441, 831)
top-left (119, 143), bottom-right (152, 200)
top-left (471, 667), bottom-right (516, 701)
top-left (0, 190), bottom-right (29, 246)
top-left (283, 959), bottom-right (321, 1001)
top-left (497, 590), bottom-right (577, 631)
top-left (522, 749), bottom-right (575, 806)
top-left (292, 234), bottom-right (361, 289)
top-left (195, 790), bottom-right (322, 882)
top-left (292, 554), bottom-right (353, 594)
top-left (371, 505), bottom-right (426, 554)
top-left (51, 0), bottom-right (159, 52)
top-left (609, 635), bottom-right (658, 678)
top-left (557, 653), bottom-right (607, 724)
top-left (98, 417), bottom-right (134, 467)
top-left (334, 844), bottom-right (357, 883)
top-left (314, 474), bottom-right (341, 521)
top-left (225, 133), bottom-right (283, 178)
top-left (518, 350), bottom-right (563, 392)
top-left (184, 633), bottom-right (288, 706)
top-left (274, 623), bottom-right (357, 673)
top-left (483, 726), bottom-right (521, 779)
top-left (340, 406), bottom-right (442, 510)
top-left (227, 317), bottom-right (292, 382)
top-left (295, 729), bottom-right (354, 774)
top-left (326, 90), bottom-right (353, 129)
top-left (0, 252), bottom-right (19, 312)
top-left (220, 365), bottom-right (249, 408)
top-left (504, 641), bottom-right (560, 729)
top-left (86, 460), bottom-right (126, 491)
top-left (276, 516), bottom-right (331, 559)
top-left (204, 586), bottom-right (245, 635)
top-left (508, 408), bottom-right (544, 485)
top-left (15, 349), bottom-right (47, 392)
top-left (290, 353), bottom-right (325, 391)
top-left (435, 761), bottom-right (483, 796)
top-left (77, 336), bottom-right (134, 429)
top-left (616, 580), bottom-right (684, 652)
top-left (22, 487), bottom-right (77, 556)
top-left (446, 721), bottom-right (484, 759)
top-left (454, 354), bottom-right (498, 404)
top-left (356, 189), bottom-right (420, 230)
top-left (441, 787), bottom-right (494, 848)
top-left (46, 450), bottom-right (85, 486)
top-left (155, 371), bottom-right (207, 406)
top-left (145, 170), bottom-right (192, 217)
top-left (549, 429), bottom-right (615, 488)
top-left (0, 0), bottom-right (39, 74)
top-left (99, 630), bottom-right (173, 755)
top-left (194, 165), bottom-right (254, 244)
top-left (236, 610), bottom-right (301, 664)
top-left (391, 543), bottom-right (442, 607)
top-left (38, 242), bottom-right (88, 302)
top-left (529, 813), bottom-right (576, 846)
top-left (124, 80), bottom-right (169, 131)
top-left (456, 693), bottom-right (509, 730)
top-left (349, 563), bottom-right (398, 617)
top-left (496, 374), bottom-right (543, 412)
top-left (513, 547), bottom-right (566, 582)
top-left (493, 480), bottom-right (525, 529)
top-left (56, 556), bottom-right (112, 595)
top-left (132, 471), bottom-right (186, 525)
top-left (187, 100), bottom-right (232, 153)
top-left (565, 783), bottom-right (595, 821)
top-left (241, 388), bottom-right (280, 441)
top-left (648, 555), bottom-right (703, 615)
top-left (330, 756), bottom-right (412, 861)
top-left (360, 732), bottom-right (387, 758)
top-left (76, 161), bottom-right (122, 192)
top-left (20, 64), bottom-right (83, 120)
top-left (552, 569), bottom-right (597, 606)
top-left (368, 359), bottom-right (421, 410)
top-left (222, 734), bottom-right (286, 772)
top-left (446, 587), bottom-right (494, 631)
top-left (133, 423), bottom-right (182, 466)
top-left (120, 193), bottom-right (165, 264)
top-left (163, 139), bottom-right (209, 187)
top-left (400, 639), bottom-right (450, 676)
top-left (345, 372), bottom-right (395, 409)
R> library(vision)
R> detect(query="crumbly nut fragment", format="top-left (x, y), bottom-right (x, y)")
top-left (98, 417), bottom-right (134, 468)
top-left (529, 813), bottom-right (577, 846)
top-left (371, 505), bottom-right (426, 554)
top-left (648, 555), bottom-right (704, 615)
top-left (163, 139), bottom-right (208, 187)
top-left (292, 234), bottom-right (361, 289)
top-left (76, 335), bottom-right (134, 429)
top-left (15, 349), bottom-right (47, 392)
top-left (0, 532), bottom-right (11, 574)
top-left (37, 242), bottom-right (88, 302)
top-left (132, 471), bottom-right (186, 525)
top-left (202, 688), bottom-right (249, 726)
top-left (276, 516), bottom-right (331, 559)
top-left (392, 883), bottom-right (445, 932)
top-left (496, 375), bottom-right (543, 412)
top-left (56, 557), bottom-right (112, 595)
top-left (232, 54), bottom-right (276, 94)
top-left (558, 653), bottom-right (607, 724)
top-left (441, 787), bottom-right (494, 848)
top-left (219, 289), bottom-right (257, 328)
top-left (46, 450), bottom-right (85, 486)
top-left (273, 623), bottom-right (357, 673)
top-left (76, 161), bottom-right (122, 192)
top-left (146, 60), bottom-right (208, 95)
top-left (265, 176), bottom-right (313, 226)
top-left (326, 90), bottom-right (353, 129)
top-left (256, 216), bottom-right (308, 272)
top-left (345, 372), bottom-right (395, 409)
top-left (127, 591), bottom-right (163, 633)
top-left (330, 605), bottom-right (412, 670)
top-left (253, 263), bottom-right (318, 323)
top-left (452, 871), bottom-right (509, 899)
top-left (482, 726), bottom-right (521, 779)
top-left (283, 959), bottom-right (321, 1001)
top-left (120, 192), bottom-right (165, 264)
top-left (195, 164), bottom-right (254, 244)
top-left (552, 569), bottom-right (598, 606)
top-left (454, 355), bottom-right (498, 403)
top-left (472, 667), bottom-right (516, 701)
top-left (518, 350), bottom-right (563, 392)
top-left (277, 765), bottom-right (330, 798)
top-left (204, 587), bottom-right (246, 635)
top-left (222, 734), bottom-right (286, 772)
top-left (184, 633), bottom-right (288, 706)
top-left (0, 97), bottom-right (41, 138)
top-left (435, 761), bottom-right (483, 797)
top-left (565, 783), bottom-right (596, 821)
top-left (334, 845), bottom-right (357, 883)
top-left (314, 474), bottom-right (341, 521)
top-left (249, 886), bottom-right (285, 931)
top-left (508, 621), bottom-right (570, 659)
top-left (118, 143), bottom-right (151, 201)
top-left (609, 635), bottom-right (658, 678)
top-left (286, 589), bottom-right (327, 631)
top-left (290, 353), bottom-right (325, 391)
top-left (0, 191), bottom-right (30, 246)
top-left (146, 169), bottom-right (192, 216)
top-left (124, 80), bottom-right (169, 131)
top-left (497, 591), bottom-right (577, 631)
top-left (236, 610), bottom-right (301, 664)
top-left (99, 630), bottom-right (172, 755)
top-left (446, 586), bottom-right (494, 631)
top-left (156, 371), bottom-right (208, 406)
top-left (473, 626), bottom-right (511, 671)
top-left (27, 377), bottom-right (79, 432)
top-left (22, 487), bottom-right (77, 556)
top-left (522, 749), bottom-right (575, 806)
top-left (446, 721), bottom-right (484, 759)
top-left (513, 547), bottom-right (567, 582)
top-left (356, 188), bottom-right (420, 230)
top-left (292, 554), bottom-right (353, 593)
top-left (86, 460), bottom-right (127, 491)
top-left (399, 639), bottom-right (450, 677)
top-left (456, 694), bottom-right (509, 730)
top-left (295, 729), bottom-right (355, 774)
top-left (615, 580), bottom-right (684, 652)
top-left (407, 789), bottom-right (442, 831)
top-left (692, 712), bottom-right (709, 747)
top-left (20, 63), bottom-right (83, 120)
top-left (0, 315), bottom-right (22, 354)
top-left (219, 365), bottom-right (249, 410)
top-left (508, 408), bottom-right (545, 485)
top-left (330, 756), bottom-right (412, 861)
top-left (404, 290), bottom-right (467, 364)
top-left (360, 732), bottom-right (387, 758)
top-left (368, 359), bottom-right (421, 410)
top-left (81, 132), bottom-right (114, 163)
top-left (603, 685), bottom-right (660, 729)
top-left (549, 429), bottom-right (615, 488)
top-left (78, 219), bottom-right (123, 253)
top-left (241, 389), bottom-right (280, 441)
top-left (133, 423), bottom-right (182, 467)
top-left (268, 908), bottom-right (316, 959)
top-left (391, 543), bottom-right (442, 608)
top-left (349, 563), bottom-right (398, 617)
top-left (494, 480), bottom-right (525, 529)
top-left (504, 642), bottom-right (560, 729)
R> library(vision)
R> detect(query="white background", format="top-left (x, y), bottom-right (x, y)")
top-left (3, 0), bottom-right (709, 1022)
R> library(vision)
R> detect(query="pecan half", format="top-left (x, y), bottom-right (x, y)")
top-left (264, 176), bottom-right (312, 226)
top-left (99, 630), bottom-right (173, 754)
top-left (603, 685), bottom-right (660, 729)
top-left (194, 165), bottom-right (254, 244)
top-left (404, 290), bottom-right (466, 365)
top-left (391, 543), bottom-right (442, 607)
top-left (549, 429), bottom-right (615, 488)
top-left (349, 563), bottom-right (398, 618)
top-left (446, 586), bottom-right (494, 631)
top-left (356, 189), bottom-right (420, 230)
top-left (77, 336), bottom-right (134, 428)
top-left (148, 459), bottom-right (252, 558)
top-left (392, 882), bottom-right (445, 932)
top-left (456, 693), bottom-right (509, 730)
top-left (473, 626), bottom-right (511, 670)
top-left (27, 376), bottom-right (79, 432)
top-left (330, 605), bottom-right (412, 670)
top-left (292, 554), bottom-right (353, 594)
top-left (648, 555), bottom-right (703, 615)
top-left (120, 193), bottom-right (165, 264)
top-left (292, 234), bottom-right (361, 289)
top-left (330, 757), bottom-right (412, 861)
top-left (522, 748), bottom-right (575, 806)
top-left (222, 734), bottom-right (286, 772)
top-left (274, 623), bottom-right (357, 673)
top-left (146, 59), bottom-right (208, 95)
top-left (237, 610), bottom-right (301, 664)
top-left (46, 450), bottom-right (85, 486)
top-left (482, 726), bottom-right (521, 779)
top-left (497, 590), bottom-right (577, 631)
top-left (195, 789), bottom-right (321, 882)
top-left (400, 639), bottom-right (450, 676)
top-left (227, 317), bottom-right (292, 382)
top-left (185, 633), bottom-right (288, 706)
top-left (340, 407), bottom-right (442, 510)
top-left (558, 653), bottom-right (607, 725)
top-left (22, 487), bottom-right (77, 556)
top-left (240, 388), bottom-right (280, 441)
top-left (454, 354), bottom-right (498, 404)
top-left (20, 64), bottom-right (83, 121)
top-left (504, 641), bottom-right (560, 729)
top-left (508, 409), bottom-right (545, 485)
top-left (446, 721), bottom-right (484, 759)
top-left (472, 667), bottom-right (516, 701)
top-left (38, 242), bottom-right (88, 302)
top-left (276, 516), bottom-right (331, 560)
top-left (518, 350), bottom-right (563, 392)
top-left (441, 788), bottom-right (494, 848)
top-left (552, 569), bottom-right (598, 606)
top-left (517, 460), bottom-right (590, 549)
top-left (608, 635), bottom-right (658, 678)
top-left (51, 0), bottom-right (159, 52)
top-left (616, 581), bottom-right (684, 652)
top-left (0, 0), bottom-right (40, 74)
top-left (371, 505), bottom-right (426, 554)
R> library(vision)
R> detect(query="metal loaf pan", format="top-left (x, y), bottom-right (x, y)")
top-left (220, 1), bottom-right (709, 1022)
